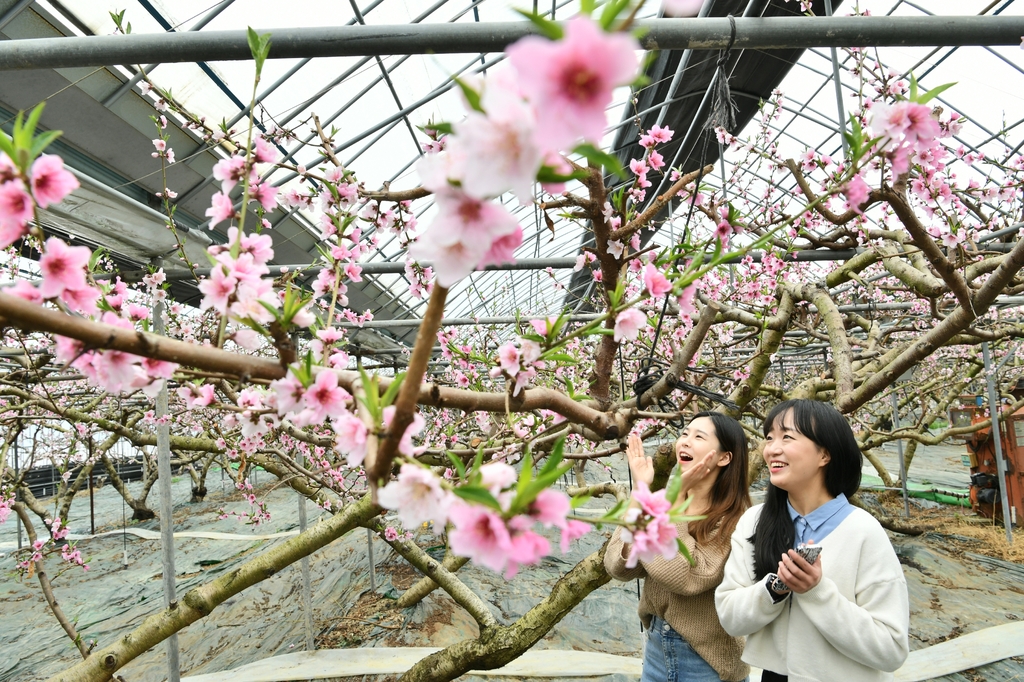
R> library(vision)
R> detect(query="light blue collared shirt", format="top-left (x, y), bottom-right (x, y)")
top-left (787, 492), bottom-right (854, 547)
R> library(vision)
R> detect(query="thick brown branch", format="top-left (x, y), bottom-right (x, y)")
top-left (371, 285), bottom-right (448, 489)
top-left (882, 186), bottom-right (974, 312)
top-left (784, 159), bottom-right (882, 224)
top-left (615, 164), bottom-right (714, 242)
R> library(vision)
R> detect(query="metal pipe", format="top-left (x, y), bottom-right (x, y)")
top-left (110, 248), bottom-right (866, 282)
top-left (154, 299), bottom-right (181, 682)
top-left (982, 341), bottom-right (1015, 545)
top-left (1, 17), bottom-right (1022, 70)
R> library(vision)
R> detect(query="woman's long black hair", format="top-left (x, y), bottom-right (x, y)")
top-left (687, 411), bottom-right (751, 544)
top-left (751, 399), bottom-right (862, 580)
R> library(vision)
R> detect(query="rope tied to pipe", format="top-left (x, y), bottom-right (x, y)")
top-left (706, 14), bottom-right (739, 134)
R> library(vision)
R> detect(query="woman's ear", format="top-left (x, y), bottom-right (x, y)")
top-left (818, 448), bottom-right (831, 468)
top-left (717, 451), bottom-right (733, 467)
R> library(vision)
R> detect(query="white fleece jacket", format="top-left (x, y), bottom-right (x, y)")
top-left (715, 504), bottom-right (909, 682)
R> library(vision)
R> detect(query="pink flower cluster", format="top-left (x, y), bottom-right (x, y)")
top-left (871, 101), bottom-right (943, 176)
top-left (492, 336), bottom-right (545, 396)
top-left (627, 125), bottom-right (673, 204)
top-left (620, 482), bottom-right (678, 568)
top-left (378, 461), bottom-right (590, 578)
top-left (0, 154), bottom-right (78, 249)
top-left (409, 17), bottom-right (640, 287)
top-left (206, 137), bottom-right (280, 228)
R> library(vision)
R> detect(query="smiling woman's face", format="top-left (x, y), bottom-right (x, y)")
top-left (674, 417), bottom-right (722, 470)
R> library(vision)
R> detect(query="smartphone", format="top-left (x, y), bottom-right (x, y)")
top-left (797, 543), bottom-right (822, 565)
top-left (770, 543), bottom-right (821, 593)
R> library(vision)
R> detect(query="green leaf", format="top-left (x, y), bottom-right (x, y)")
top-left (445, 451), bottom-right (467, 480)
top-left (421, 121), bottom-right (453, 136)
top-left (539, 352), bottom-right (576, 365)
top-left (381, 372), bottom-right (405, 408)
top-left (573, 143), bottom-right (626, 179)
top-left (246, 27), bottom-right (272, 79)
top-left (87, 247), bottom-right (107, 272)
top-left (358, 366), bottom-right (379, 418)
top-left (0, 131), bottom-right (15, 159)
top-left (570, 493), bottom-right (591, 509)
top-left (530, 461), bottom-right (573, 491)
top-left (908, 72), bottom-right (918, 102)
top-left (536, 165), bottom-right (588, 184)
top-left (469, 445), bottom-right (486, 479)
top-left (513, 8), bottom-right (563, 40)
top-left (453, 76), bottom-right (485, 114)
top-left (599, 0), bottom-right (632, 30)
top-left (516, 449), bottom-right (534, 498)
top-left (541, 435), bottom-right (565, 476)
top-left (665, 466), bottom-right (682, 505)
top-left (676, 537), bottom-right (695, 566)
top-left (452, 485), bottom-right (503, 511)
top-left (917, 81), bottom-right (956, 105)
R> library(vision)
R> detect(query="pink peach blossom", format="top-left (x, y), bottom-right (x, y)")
top-left (205, 192), bottom-right (236, 227)
top-left (30, 155), bottom-right (78, 208)
top-left (39, 238), bottom-right (91, 299)
top-left (447, 501), bottom-right (513, 573)
top-left (0, 181), bottom-right (33, 246)
top-left (378, 464), bottom-right (452, 530)
top-left (197, 267), bottom-right (237, 314)
top-left (296, 370), bottom-right (350, 426)
top-left (613, 308), bottom-right (646, 342)
top-left (559, 519), bottom-right (591, 553)
top-left (334, 412), bottom-right (369, 467)
top-left (382, 405), bottom-right (426, 457)
top-left (508, 16), bottom-right (640, 152)
top-left (529, 488), bottom-right (571, 527)
top-left (643, 263), bottom-right (672, 298)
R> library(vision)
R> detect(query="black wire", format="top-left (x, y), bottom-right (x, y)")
top-left (632, 130), bottom-right (738, 418)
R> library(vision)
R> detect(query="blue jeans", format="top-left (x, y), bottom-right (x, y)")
top-left (642, 616), bottom-right (747, 682)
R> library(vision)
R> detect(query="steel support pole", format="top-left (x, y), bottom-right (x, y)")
top-left (889, 391), bottom-right (910, 518)
top-left (823, 0), bottom-right (849, 159)
top-left (154, 299), bottom-right (181, 681)
top-left (1, 17), bottom-right (1023, 70)
top-left (14, 433), bottom-right (21, 550)
top-left (296, 450), bottom-right (314, 651)
top-left (982, 342), bottom-right (1015, 545)
top-left (366, 528), bottom-right (376, 591)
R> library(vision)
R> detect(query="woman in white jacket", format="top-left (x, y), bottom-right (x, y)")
top-left (715, 399), bottom-right (909, 682)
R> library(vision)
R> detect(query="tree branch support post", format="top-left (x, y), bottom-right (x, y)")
top-left (889, 390), bottom-right (910, 518)
top-left (982, 342), bottom-right (1014, 545)
top-left (296, 449), bottom-right (314, 651)
top-left (154, 299), bottom-right (181, 682)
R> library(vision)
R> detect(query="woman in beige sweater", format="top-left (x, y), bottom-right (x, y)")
top-left (605, 412), bottom-right (751, 682)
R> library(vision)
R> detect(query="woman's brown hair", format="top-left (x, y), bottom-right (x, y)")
top-left (686, 411), bottom-right (751, 544)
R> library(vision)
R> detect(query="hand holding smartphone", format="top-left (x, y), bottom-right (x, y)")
top-left (770, 543), bottom-right (821, 593)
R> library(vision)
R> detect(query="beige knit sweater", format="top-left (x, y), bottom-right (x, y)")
top-left (605, 522), bottom-right (749, 681)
